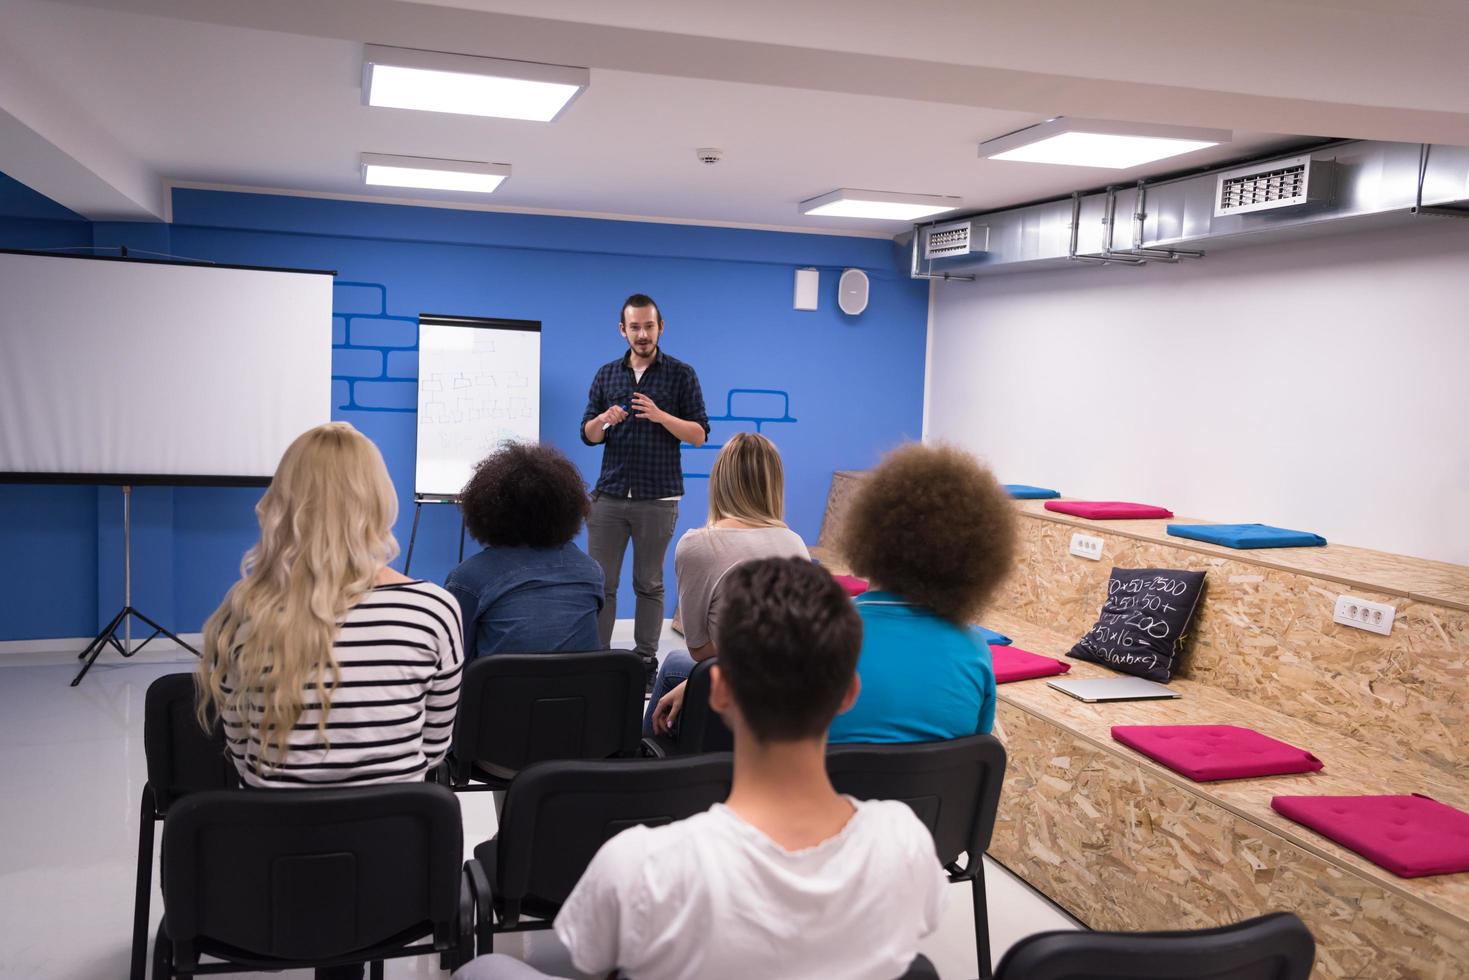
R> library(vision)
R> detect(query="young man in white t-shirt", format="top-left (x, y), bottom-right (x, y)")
top-left (456, 556), bottom-right (949, 980)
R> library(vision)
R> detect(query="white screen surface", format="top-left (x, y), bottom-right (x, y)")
top-left (415, 318), bottom-right (541, 497)
top-left (0, 251), bottom-right (332, 481)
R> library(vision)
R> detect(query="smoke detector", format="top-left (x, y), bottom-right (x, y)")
top-left (696, 147), bottom-right (724, 165)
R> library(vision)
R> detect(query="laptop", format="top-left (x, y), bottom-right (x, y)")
top-left (1047, 677), bottom-right (1180, 703)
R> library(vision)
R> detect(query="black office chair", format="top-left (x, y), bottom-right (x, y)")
top-left (612, 953), bottom-right (937, 980)
top-left (132, 672), bottom-right (239, 980)
top-left (152, 784), bottom-right (471, 978)
top-left (640, 656), bottom-right (733, 757)
top-left (464, 754), bottom-right (734, 955)
top-left (443, 650), bottom-right (645, 790)
top-left (993, 911), bottom-right (1316, 979)
top-left (827, 734), bottom-right (1006, 980)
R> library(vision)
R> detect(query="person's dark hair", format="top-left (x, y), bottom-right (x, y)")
top-left (619, 293), bottom-right (662, 325)
top-left (715, 557), bottom-right (863, 742)
top-left (841, 442), bottom-right (1016, 625)
top-left (459, 442), bottom-right (589, 548)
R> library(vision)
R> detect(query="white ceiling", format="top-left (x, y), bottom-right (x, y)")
top-left (2, 0), bottom-right (1466, 235)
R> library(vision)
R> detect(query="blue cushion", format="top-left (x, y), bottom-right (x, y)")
top-left (1004, 484), bottom-right (1060, 500)
top-left (1167, 523), bottom-right (1327, 550)
top-left (971, 625), bottom-right (1012, 646)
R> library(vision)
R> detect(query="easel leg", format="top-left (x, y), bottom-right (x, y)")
top-left (404, 501), bottom-right (424, 574)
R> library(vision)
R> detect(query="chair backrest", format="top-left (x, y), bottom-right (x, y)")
top-left (160, 784), bottom-right (463, 964)
top-left (669, 657), bottom-right (733, 755)
top-left (825, 734), bottom-right (1005, 869)
top-left (495, 755), bottom-right (734, 916)
top-left (993, 912), bottom-right (1315, 980)
top-left (143, 670), bottom-right (238, 811)
top-left (451, 649), bottom-right (644, 781)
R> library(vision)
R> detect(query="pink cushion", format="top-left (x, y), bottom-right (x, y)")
top-left (831, 574), bottom-right (869, 597)
top-left (1044, 500), bottom-right (1174, 520)
top-left (1111, 725), bottom-right (1323, 782)
top-left (1271, 794), bottom-right (1469, 879)
top-left (991, 646), bottom-right (1070, 684)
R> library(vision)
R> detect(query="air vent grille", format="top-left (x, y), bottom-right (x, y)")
top-left (1220, 164), bottom-right (1306, 211)
top-left (925, 220), bottom-right (972, 259)
top-left (1214, 154), bottom-right (1329, 217)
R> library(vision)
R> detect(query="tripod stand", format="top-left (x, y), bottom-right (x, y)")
top-left (71, 485), bottom-right (199, 687)
top-left (403, 494), bottom-right (468, 574)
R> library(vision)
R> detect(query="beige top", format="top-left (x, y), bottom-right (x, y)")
top-left (674, 525), bottom-right (810, 649)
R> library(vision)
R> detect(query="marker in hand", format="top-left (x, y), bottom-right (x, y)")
top-left (601, 403), bottom-right (630, 431)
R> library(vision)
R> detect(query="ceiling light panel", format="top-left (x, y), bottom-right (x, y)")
top-left (363, 45), bottom-right (589, 122)
top-left (361, 154), bottom-right (510, 194)
top-left (982, 118), bottom-right (1231, 169)
top-left (800, 189), bottom-right (961, 221)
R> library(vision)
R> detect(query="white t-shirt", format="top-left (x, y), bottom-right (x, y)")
top-left (553, 798), bottom-right (948, 980)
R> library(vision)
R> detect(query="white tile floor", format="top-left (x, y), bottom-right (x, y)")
top-left (0, 622), bottom-right (1078, 979)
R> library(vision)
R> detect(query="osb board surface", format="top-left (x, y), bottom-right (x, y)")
top-left (991, 705), bottom-right (1469, 979)
top-left (1019, 500), bottom-right (1469, 611)
top-left (814, 470), bottom-right (867, 554)
top-left (986, 611), bottom-right (1469, 923)
top-left (997, 520), bottom-right (1469, 778)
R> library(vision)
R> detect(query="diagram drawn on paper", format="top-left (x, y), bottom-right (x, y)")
top-left (415, 319), bottom-right (540, 497)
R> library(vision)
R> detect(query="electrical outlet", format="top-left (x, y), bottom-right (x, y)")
top-left (1333, 595), bottom-right (1395, 635)
top-left (1069, 532), bottom-right (1104, 561)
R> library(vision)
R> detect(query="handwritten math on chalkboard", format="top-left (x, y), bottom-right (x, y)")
top-left (1068, 567), bottom-right (1207, 682)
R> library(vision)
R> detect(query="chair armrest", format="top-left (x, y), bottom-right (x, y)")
top-left (945, 851), bottom-right (984, 882)
top-left (454, 873), bottom-right (475, 969)
top-left (464, 858), bottom-right (496, 957)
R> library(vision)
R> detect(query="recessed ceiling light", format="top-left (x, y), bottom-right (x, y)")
top-left (981, 118), bottom-right (1231, 169)
top-left (362, 45), bottom-right (588, 122)
top-left (800, 189), bottom-right (961, 221)
top-left (361, 154), bottom-right (511, 194)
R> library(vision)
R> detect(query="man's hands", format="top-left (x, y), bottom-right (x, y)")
top-left (631, 392), bottom-right (665, 425)
top-left (589, 393), bottom-right (704, 447)
top-left (651, 679), bottom-right (687, 735)
top-left (600, 404), bottom-right (630, 429)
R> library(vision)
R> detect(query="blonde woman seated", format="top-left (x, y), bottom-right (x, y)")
top-left (646, 432), bottom-right (808, 737)
top-left (197, 422), bottom-right (464, 788)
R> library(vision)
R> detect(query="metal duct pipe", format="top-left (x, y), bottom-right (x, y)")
top-left (909, 139), bottom-right (1469, 280)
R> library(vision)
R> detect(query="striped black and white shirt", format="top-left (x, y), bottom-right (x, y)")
top-left (222, 580), bottom-right (464, 788)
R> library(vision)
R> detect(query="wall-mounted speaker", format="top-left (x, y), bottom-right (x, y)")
top-left (838, 268), bottom-right (869, 316)
top-left (794, 267), bottom-right (819, 311)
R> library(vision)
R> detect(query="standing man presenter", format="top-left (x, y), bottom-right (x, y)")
top-left (582, 294), bottom-right (709, 688)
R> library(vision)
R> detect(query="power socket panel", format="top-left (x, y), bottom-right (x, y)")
top-left (1333, 595), bottom-right (1395, 636)
top-left (1069, 532), bottom-right (1104, 561)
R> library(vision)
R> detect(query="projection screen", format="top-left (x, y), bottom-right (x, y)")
top-left (0, 250), bottom-right (333, 484)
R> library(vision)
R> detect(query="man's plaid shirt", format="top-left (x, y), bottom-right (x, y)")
top-left (580, 348), bottom-right (710, 499)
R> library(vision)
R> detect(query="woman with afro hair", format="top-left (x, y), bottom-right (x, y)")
top-left (445, 442), bottom-right (604, 659)
top-left (827, 443), bottom-right (1017, 743)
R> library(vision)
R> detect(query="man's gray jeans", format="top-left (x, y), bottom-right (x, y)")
top-left (586, 494), bottom-right (679, 659)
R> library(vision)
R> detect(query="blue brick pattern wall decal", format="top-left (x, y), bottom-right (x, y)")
top-left (682, 387), bottom-right (797, 480)
top-left (331, 280), bottom-right (418, 414)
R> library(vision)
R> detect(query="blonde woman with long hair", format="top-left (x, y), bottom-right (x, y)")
top-left (197, 422), bottom-right (463, 788)
top-left (646, 432), bottom-right (808, 737)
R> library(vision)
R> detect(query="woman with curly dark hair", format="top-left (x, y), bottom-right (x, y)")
top-left (445, 442), bottom-right (604, 660)
top-left (827, 442), bottom-right (1017, 744)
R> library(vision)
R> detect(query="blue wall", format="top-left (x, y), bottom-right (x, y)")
top-left (1, 183), bottom-right (928, 641)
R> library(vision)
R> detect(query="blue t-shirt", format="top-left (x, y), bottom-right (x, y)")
top-left (445, 542), bottom-right (604, 660)
top-left (828, 591), bottom-right (996, 744)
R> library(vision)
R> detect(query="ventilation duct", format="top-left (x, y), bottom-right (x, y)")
top-left (911, 140), bottom-right (1469, 280)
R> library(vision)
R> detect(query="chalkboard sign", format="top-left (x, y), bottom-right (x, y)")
top-left (1068, 567), bottom-right (1206, 682)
